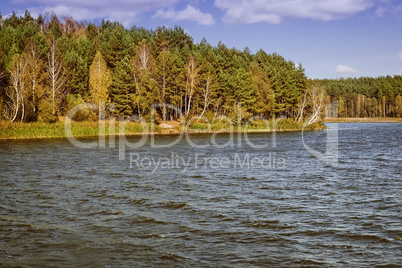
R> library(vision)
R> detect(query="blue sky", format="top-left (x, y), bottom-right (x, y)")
top-left (1, 0), bottom-right (402, 79)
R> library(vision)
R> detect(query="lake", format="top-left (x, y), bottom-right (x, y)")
top-left (0, 123), bottom-right (401, 267)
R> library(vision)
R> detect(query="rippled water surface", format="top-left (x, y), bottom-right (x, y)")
top-left (0, 123), bottom-right (401, 267)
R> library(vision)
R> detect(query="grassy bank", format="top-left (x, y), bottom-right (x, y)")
top-left (0, 119), bottom-right (325, 140)
top-left (187, 118), bottom-right (324, 132)
top-left (323, 117), bottom-right (402, 123)
top-left (0, 121), bottom-right (158, 140)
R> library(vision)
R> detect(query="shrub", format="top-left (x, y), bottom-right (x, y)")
top-left (66, 94), bottom-right (97, 121)
top-left (189, 122), bottom-right (210, 130)
top-left (37, 98), bottom-right (57, 123)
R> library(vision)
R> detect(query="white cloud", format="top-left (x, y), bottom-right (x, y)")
top-left (12, 1), bottom-right (215, 27)
top-left (336, 64), bottom-right (359, 75)
top-left (11, 0), bottom-right (177, 27)
top-left (399, 52), bottom-right (402, 61)
top-left (214, 0), bottom-right (374, 24)
top-left (375, 7), bottom-right (386, 17)
top-left (153, 5), bottom-right (215, 26)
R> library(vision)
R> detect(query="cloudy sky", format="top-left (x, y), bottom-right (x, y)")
top-left (2, 0), bottom-right (402, 79)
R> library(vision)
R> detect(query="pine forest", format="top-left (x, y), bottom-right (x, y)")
top-left (1, 11), bottom-right (401, 125)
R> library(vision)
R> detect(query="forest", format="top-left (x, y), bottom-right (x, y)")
top-left (0, 11), bottom-right (401, 126)
top-left (317, 76), bottom-right (402, 118)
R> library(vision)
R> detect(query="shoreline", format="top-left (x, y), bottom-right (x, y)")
top-left (0, 128), bottom-right (324, 141)
top-left (3, 117), bottom-right (401, 141)
top-left (323, 117), bottom-right (402, 123)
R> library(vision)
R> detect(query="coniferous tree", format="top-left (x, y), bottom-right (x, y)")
top-left (250, 61), bottom-right (274, 118)
top-left (100, 23), bottom-right (127, 69)
top-left (59, 36), bottom-right (92, 97)
top-left (110, 55), bottom-right (135, 116)
top-left (1, 12), bottom-right (401, 122)
top-left (226, 67), bottom-right (255, 116)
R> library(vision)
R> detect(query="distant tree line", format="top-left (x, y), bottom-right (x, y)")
top-left (0, 11), bottom-right (400, 124)
top-left (316, 76), bottom-right (402, 118)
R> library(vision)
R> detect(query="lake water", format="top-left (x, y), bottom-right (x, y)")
top-left (0, 123), bottom-right (401, 267)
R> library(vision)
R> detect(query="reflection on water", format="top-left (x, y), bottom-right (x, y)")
top-left (0, 123), bottom-right (401, 266)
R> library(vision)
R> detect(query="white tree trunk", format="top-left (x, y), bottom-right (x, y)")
top-left (9, 56), bottom-right (27, 122)
top-left (308, 86), bottom-right (324, 124)
top-left (296, 89), bottom-right (308, 122)
top-left (198, 74), bottom-right (210, 121)
top-left (46, 40), bottom-right (66, 116)
top-left (185, 57), bottom-right (198, 115)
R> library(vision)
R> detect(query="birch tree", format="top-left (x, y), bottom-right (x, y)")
top-left (185, 55), bottom-right (199, 115)
top-left (197, 66), bottom-right (218, 122)
top-left (25, 42), bottom-right (43, 113)
top-left (7, 54), bottom-right (27, 122)
top-left (0, 69), bottom-right (5, 81)
top-left (135, 39), bottom-right (154, 71)
top-left (296, 85), bottom-right (325, 124)
top-left (296, 88), bottom-right (308, 122)
top-left (46, 39), bottom-right (67, 115)
top-left (156, 47), bottom-right (168, 121)
top-left (198, 73), bottom-right (211, 121)
top-left (133, 39), bottom-right (156, 115)
top-left (307, 85), bottom-right (325, 124)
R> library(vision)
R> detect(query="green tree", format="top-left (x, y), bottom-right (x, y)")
top-left (110, 55), bottom-right (135, 116)
top-left (250, 61), bottom-right (274, 118)
top-left (226, 67), bottom-right (255, 116)
top-left (59, 35), bottom-right (92, 97)
top-left (100, 23), bottom-right (127, 69)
